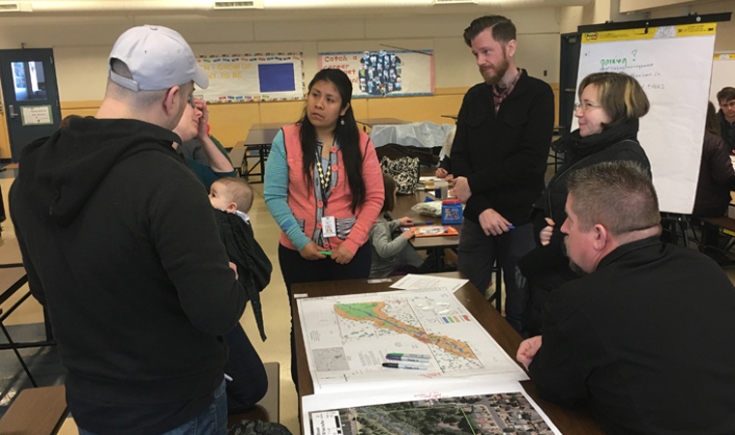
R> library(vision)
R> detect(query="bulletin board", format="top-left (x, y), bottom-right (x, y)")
top-left (197, 53), bottom-right (304, 103)
top-left (317, 49), bottom-right (434, 98)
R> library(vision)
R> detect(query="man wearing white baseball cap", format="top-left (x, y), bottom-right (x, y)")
top-left (10, 25), bottom-right (243, 435)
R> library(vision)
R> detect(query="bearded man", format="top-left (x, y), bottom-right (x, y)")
top-left (450, 15), bottom-right (555, 332)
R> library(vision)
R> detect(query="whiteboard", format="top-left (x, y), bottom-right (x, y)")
top-left (710, 53), bottom-right (735, 105)
top-left (574, 24), bottom-right (716, 214)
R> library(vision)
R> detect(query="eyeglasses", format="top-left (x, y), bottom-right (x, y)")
top-left (574, 102), bottom-right (602, 112)
top-left (188, 93), bottom-right (196, 108)
top-left (721, 101), bottom-right (735, 110)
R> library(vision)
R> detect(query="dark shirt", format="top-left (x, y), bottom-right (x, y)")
top-left (451, 70), bottom-right (555, 225)
top-left (530, 237), bottom-right (735, 435)
top-left (10, 117), bottom-right (245, 434)
top-left (693, 132), bottom-right (735, 217)
top-left (718, 109), bottom-right (735, 151)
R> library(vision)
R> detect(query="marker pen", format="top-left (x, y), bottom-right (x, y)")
top-left (386, 355), bottom-right (429, 363)
top-left (382, 362), bottom-right (427, 370)
top-left (386, 353), bottom-right (431, 360)
top-left (319, 251), bottom-right (332, 256)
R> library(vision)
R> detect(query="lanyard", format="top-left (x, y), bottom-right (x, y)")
top-left (315, 152), bottom-right (331, 194)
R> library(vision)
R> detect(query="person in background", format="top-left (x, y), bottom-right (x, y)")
top-left (175, 101), bottom-right (267, 415)
top-left (369, 173), bottom-right (424, 278)
top-left (435, 127), bottom-right (456, 182)
top-left (518, 72), bottom-right (651, 336)
top-left (173, 97), bottom-right (235, 190)
top-left (517, 161), bottom-right (735, 435)
top-left (692, 101), bottom-right (735, 258)
top-left (264, 68), bottom-right (384, 385)
top-left (450, 15), bottom-right (555, 333)
top-left (11, 25), bottom-right (242, 434)
top-left (717, 86), bottom-right (735, 151)
top-left (694, 101), bottom-right (735, 218)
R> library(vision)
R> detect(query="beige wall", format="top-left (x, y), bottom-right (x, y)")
top-left (58, 84), bottom-right (560, 150)
top-left (0, 9), bottom-right (564, 158)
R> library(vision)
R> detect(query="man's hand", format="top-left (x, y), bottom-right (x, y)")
top-left (331, 244), bottom-right (355, 265)
top-left (478, 209), bottom-right (512, 236)
top-left (516, 336), bottom-right (543, 370)
top-left (228, 261), bottom-right (239, 280)
top-left (436, 168), bottom-right (449, 178)
top-left (452, 176), bottom-right (472, 202)
top-left (299, 241), bottom-right (327, 260)
top-left (540, 217), bottom-right (555, 246)
top-left (398, 217), bottom-right (414, 227)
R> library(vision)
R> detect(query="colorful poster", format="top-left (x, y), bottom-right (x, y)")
top-left (197, 52), bottom-right (304, 103)
top-left (318, 49), bottom-right (434, 98)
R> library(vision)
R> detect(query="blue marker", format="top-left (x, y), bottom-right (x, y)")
top-left (507, 225), bottom-right (515, 230)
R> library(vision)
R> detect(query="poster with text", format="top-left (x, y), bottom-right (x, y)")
top-left (318, 49), bottom-right (434, 98)
top-left (197, 53), bottom-right (304, 103)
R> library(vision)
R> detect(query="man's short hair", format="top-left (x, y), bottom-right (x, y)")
top-left (566, 161), bottom-right (660, 236)
top-left (463, 15), bottom-right (516, 47)
top-left (717, 87), bottom-right (735, 104)
top-left (579, 72), bottom-right (650, 129)
top-left (216, 177), bottom-right (253, 213)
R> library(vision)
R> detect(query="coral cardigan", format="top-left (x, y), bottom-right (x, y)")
top-left (264, 124), bottom-right (384, 254)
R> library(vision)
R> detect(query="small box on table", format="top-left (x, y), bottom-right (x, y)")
top-left (441, 199), bottom-right (463, 225)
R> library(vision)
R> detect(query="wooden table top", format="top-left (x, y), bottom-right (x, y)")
top-left (292, 273), bottom-right (604, 435)
top-left (0, 238), bottom-right (23, 266)
top-left (0, 385), bottom-right (68, 435)
top-left (355, 117), bottom-right (410, 127)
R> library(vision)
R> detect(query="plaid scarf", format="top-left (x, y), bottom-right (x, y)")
top-left (492, 68), bottom-right (521, 113)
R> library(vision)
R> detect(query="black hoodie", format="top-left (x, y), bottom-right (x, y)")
top-left (10, 117), bottom-right (246, 434)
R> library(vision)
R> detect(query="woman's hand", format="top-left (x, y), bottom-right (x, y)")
top-left (331, 244), bottom-right (355, 265)
top-left (398, 217), bottom-right (414, 227)
top-left (299, 241), bottom-right (327, 260)
top-left (539, 218), bottom-right (555, 246)
top-left (194, 98), bottom-right (209, 141)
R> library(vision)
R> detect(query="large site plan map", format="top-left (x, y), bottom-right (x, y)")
top-left (297, 288), bottom-right (527, 393)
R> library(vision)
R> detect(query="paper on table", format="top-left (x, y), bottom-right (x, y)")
top-left (297, 288), bottom-right (527, 395)
top-left (302, 380), bottom-right (562, 435)
top-left (391, 273), bottom-right (468, 292)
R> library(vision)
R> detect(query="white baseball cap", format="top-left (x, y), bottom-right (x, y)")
top-left (108, 25), bottom-right (209, 91)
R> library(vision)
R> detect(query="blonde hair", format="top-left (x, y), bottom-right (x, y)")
top-left (579, 72), bottom-right (650, 129)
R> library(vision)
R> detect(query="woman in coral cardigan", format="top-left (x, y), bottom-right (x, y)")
top-left (264, 68), bottom-right (384, 384)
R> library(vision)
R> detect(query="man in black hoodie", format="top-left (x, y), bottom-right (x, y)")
top-left (10, 25), bottom-right (246, 435)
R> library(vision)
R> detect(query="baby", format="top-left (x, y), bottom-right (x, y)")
top-left (209, 177), bottom-right (254, 220)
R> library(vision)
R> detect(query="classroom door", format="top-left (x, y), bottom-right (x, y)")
top-left (0, 48), bottom-right (61, 162)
